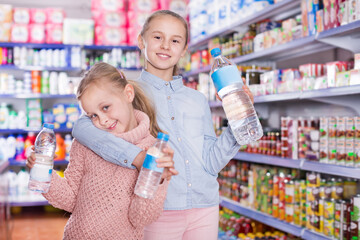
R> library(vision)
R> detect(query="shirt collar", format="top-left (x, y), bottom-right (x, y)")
top-left (139, 70), bottom-right (184, 92)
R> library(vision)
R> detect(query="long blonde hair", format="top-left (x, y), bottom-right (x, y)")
top-left (140, 10), bottom-right (189, 76)
top-left (77, 62), bottom-right (162, 137)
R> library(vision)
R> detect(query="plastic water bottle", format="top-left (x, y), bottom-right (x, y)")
top-left (134, 132), bottom-right (169, 199)
top-left (210, 47), bottom-right (263, 145)
top-left (28, 123), bottom-right (56, 193)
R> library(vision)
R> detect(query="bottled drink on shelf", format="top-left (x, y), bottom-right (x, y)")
top-left (28, 123), bottom-right (56, 193)
top-left (134, 132), bottom-right (169, 199)
top-left (210, 47), bottom-right (263, 145)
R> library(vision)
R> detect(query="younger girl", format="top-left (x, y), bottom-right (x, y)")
top-left (27, 62), bottom-right (177, 239)
top-left (72, 10), bottom-right (254, 240)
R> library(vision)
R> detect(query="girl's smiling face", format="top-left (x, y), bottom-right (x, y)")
top-left (138, 14), bottom-right (188, 79)
top-left (80, 81), bottom-right (137, 135)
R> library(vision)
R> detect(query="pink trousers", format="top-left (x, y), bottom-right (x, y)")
top-left (143, 206), bottom-right (219, 240)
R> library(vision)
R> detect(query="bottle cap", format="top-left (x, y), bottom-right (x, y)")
top-left (210, 48), bottom-right (221, 57)
top-left (157, 132), bottom-right (169, 142)
top-left (43, 123), bottom-right (54, 129)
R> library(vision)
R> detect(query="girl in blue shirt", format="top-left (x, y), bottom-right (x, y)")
top-left (72, 10), bottom-right (253, 240)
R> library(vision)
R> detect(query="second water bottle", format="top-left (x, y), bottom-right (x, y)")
top-left (134, 132), bottom-right (169, 199)
top-left (210, 47), bottom-right (263, 145)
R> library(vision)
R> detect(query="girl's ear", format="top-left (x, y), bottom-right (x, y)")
top-left (181, 44), bottom-right (188, 58)
top-left (124, 84), bottom-right (135, 103)
top-left (137, 34), bottom-right (145, 50)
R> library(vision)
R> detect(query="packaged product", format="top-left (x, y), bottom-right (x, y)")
top-left (63, 18), bottom-right (94, 45)
top-left (0, 23), bottom-right (11, 42)
top-left (94, 26), bottom-right (127, 45)
top-left (29, 24), bottom-right (45, 43)
top-left (338, 1), bottom-right (349, 25)
top-left (46, 8), bottom-right (65, 24)
top-left (45, 24), bottom-right (63, 44)
top-left (13, 8), bottom-right (30, 24)
top-left (30, 8), bottom-right (47, 24)
top-left (91, 0), bottom-right (126, 12)
top-left (349, 69), bottom-right (360, 85)
top-left (128, 0), bottom-right (160, 12)
top-left (92, 11), bottom-right (127, 28)
top-left (0, 4), bottom-right (12, 23)
top-left (11, 24), bottom-right (29, 43)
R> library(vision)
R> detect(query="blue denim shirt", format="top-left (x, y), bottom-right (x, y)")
top-left (72, 70), bottom-right (240, 210)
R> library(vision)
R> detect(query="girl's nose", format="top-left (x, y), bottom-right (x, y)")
top-left (161, 41), bottom-right (170, 50)
top-left (99, 116), bottom-right (108, 126)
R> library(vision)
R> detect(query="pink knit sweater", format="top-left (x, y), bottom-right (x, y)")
top-left (43, 110), bottom-right (169, 240)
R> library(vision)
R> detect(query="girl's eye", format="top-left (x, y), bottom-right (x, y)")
top-left (90, 114), bottom-right (97, 119)
top-left (172, 39), bottom-right (180, 43)
top-left (154, 36), bottom-right (161, 40)
top-left (102, 106), bottom-right (109, 111)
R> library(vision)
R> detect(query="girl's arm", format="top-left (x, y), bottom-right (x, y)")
top-left (72, 115), bottom-right (143, 169)
top-left (202, 97), bottom-right (241, 175)
top-left (128, 180), bottom-right (169, 228)
top-left (42, 140), bottom-right (86, 213)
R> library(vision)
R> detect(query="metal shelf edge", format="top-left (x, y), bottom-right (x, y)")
top-left (0, 161), bottom-right (9, 173)
top-left (302, 229), bottom-right (332, 240)
top-left (9, 160), bottom-right (69, 166)
top-left (234, 152), bottom-right (301, 168)
top-left (10, 200), bottom-right (49, 207)
top-left (301, 161), bottom-right (360, 179)
top-left (219, 197), bottom-right (303, 236)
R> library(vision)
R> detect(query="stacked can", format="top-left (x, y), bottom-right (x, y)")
top-left (349, 195), bottom-right (360, 240)
top-left (337, 117), bottom-right (346, 165)
top-left (320, 117), bottom-right (329, 163)
top-left (328, 117), bottom-right (337, 164)
top-left (306, 172), bottom-right (323, 233)
top-left (354, 117), bottom-right (360, 167)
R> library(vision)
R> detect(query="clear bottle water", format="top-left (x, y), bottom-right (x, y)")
top-left (28, 123), bottom-right (56, 193)
top-left (134, 132), bottom-right (169, 199)
top-left (210, 47), bottom-right (263, 145)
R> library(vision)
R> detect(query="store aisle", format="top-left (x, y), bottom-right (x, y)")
top-left (10, 207), bottom-right (69, 240)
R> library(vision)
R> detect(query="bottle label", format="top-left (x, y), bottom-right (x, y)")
top-left (30, 164), bottom-right (52, 182)
top-left (142, 154), bottom-right (164, 173)
top-left (211, 65), bottom-right (243, 92)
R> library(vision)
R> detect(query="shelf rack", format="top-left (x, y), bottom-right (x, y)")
top-left (184, 20), bottom-right (360, 78)
top-left (0, 94), bottom-right (76, 99)
top-left (0, 160), bottom-right (9, 173)
top-left (0, 42), bottom-right (138, 50)
top-left (220, 197), bottom-right (331, 240)
top-left (0, 128), bottom-right (72, 134)
top-left (207, 85), bottom-right (360, 106)
top-left (10, 200), bottom-right (49, 207)
top-left (188, 0), bottom-right (301, 51)
top-left (233, 152), bottom-right (360, 179)
top-left (8, 159), bottom-right (68, 167)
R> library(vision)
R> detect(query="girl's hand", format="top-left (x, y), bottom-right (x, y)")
top-left (26, 146), bottom-right (36, 169)
top-left (156, 146), bottom-right (178, 181)
top-left (215, 78), bottom-right (254, 104)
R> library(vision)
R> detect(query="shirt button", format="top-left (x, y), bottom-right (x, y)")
top-left (165, 83), bottom-right (169, 86)
top-left (185, 160), bottom-right (189, 164)
top-left (178, 137), bottom-right (181, 142)
top-left (167, 96), bottom-right (171, 100)
top-left (188, 183), bottom-right (192, 187)
top-left (124, 160), bottom-right (127, 163)
top-left (171, 117), bottom-right (174, 120)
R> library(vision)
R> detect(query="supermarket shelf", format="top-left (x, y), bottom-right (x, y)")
top-left (8, 159), bottom-right (69, 167)
top-left (207, 85), bottom-right (360, 107)
top-left (188, 0), bottom-right (301, 51)
top-left (234, 152), bottom-right (360, 179)
top-left (182, 65), bottom-right (211, 78)
top-left (0, 160), bottom-right (9, 173)
top-left (317, 20), bottom-right (360, 53)
top-left (233, 152), bottom-right (301, 168)
top-left (219, 197), bottom-right (303, 237)
top-left (220, 197), bottom-right (332, 240)
top-left (302, 229), bottom-right (332, 240)
top-left (10, 200), bottom-right (49, 207)
top-left (301, 161), bottom-right (360, 179)
top-left (0, 65), bottom-right (82, 71)
top-left (83, 45), bottom-right (138, 51)
top-left (0, 42), bottom-right (138, 50)
top-left (0, 93), bottom-right (76, 99)
top-left (0, 128), bottom-right (72, 134)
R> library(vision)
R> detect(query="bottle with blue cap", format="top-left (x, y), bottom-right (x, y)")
top-left (210, 47), bottom-right (263, 145)
top-left (28, 123), bottom-right (56, 193)
top-left (134, 132), bottom-right (169, 199)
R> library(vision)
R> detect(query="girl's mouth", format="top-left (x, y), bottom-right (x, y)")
top-left (108, 121), bottom-right (117, 130)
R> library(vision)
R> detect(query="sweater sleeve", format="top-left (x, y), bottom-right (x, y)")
top-left (128, 180), bottom-right (169, 228)
top-left (42, 140), bottom-right (86, 213)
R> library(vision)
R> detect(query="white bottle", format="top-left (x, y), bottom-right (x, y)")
top-left (134, 132), bottom-right (169, 199)
top-left (0, 102), bottom-right (9, 129)
top-left (49, 71), bottom-right (59, 94)
top-left (210, 47), bottom-right (263, 145)
top-left (17, 169), bottom-right (29, 202)
top-left (7, 170), bottom-right (18, 202)
top-left (64, 134), bottom-right (72, 161)
top-left (28, 123), bottom-right (56, 193)
top-left (6, 134), bottom-right (17, 160)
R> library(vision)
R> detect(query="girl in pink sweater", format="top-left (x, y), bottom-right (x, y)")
top-left (27, 62), bottom-right (178, 240)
